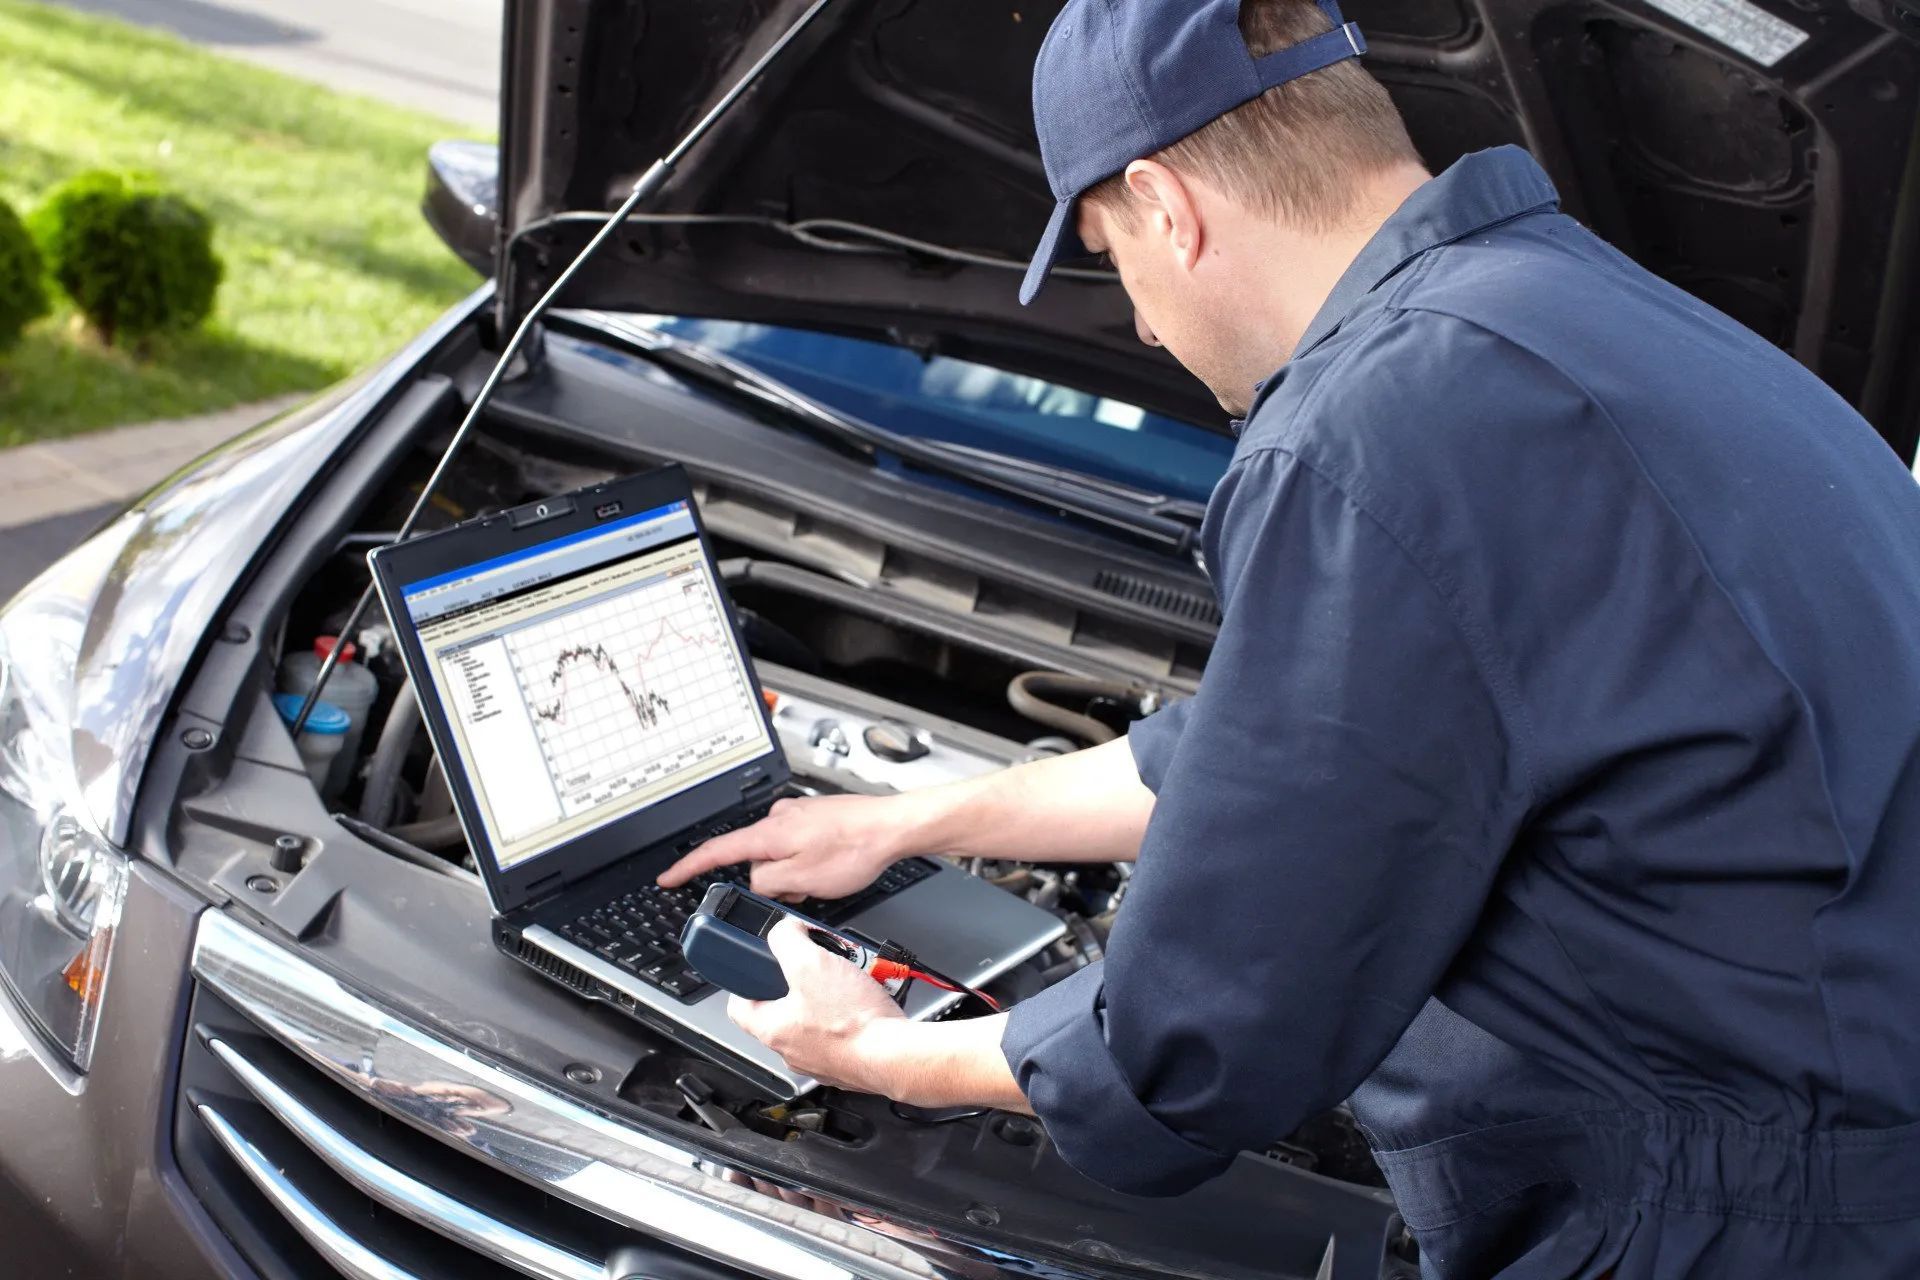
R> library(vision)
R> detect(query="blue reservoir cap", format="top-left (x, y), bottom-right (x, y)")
top-left (273, 693), bottom-right (350, 736)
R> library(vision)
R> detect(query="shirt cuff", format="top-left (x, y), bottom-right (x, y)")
top-left (1001, 962), bottom-right (1236, 1196)
top-left (1127, 697), bottom-right (1193, 793)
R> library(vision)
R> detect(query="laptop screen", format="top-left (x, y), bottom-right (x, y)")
top-left (398, 500), bottom-right (776, 871)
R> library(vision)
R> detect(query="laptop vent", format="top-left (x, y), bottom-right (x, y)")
top-left (1092, 569), bottom-right (1221, 626)
top-left (511, 934), bottom-right (600, 998)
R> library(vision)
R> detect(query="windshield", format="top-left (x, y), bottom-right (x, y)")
top-left (633, 316), bottom-right (1234, 505)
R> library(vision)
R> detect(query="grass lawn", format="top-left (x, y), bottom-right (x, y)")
top-left (0, 0), bottom-right (485, 444)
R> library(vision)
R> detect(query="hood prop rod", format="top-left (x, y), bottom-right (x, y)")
top-left (290, 0), bottom-right (840, 735)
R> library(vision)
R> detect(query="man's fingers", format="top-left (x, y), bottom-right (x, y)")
top-left (764, 916), bottom-right (838, 971)
top-left (656, 826), bottom-right (779, 887)
top-left (727, 993), bottom-right (764, 1033)
top-left (749, 859), bottom-right (812, 900)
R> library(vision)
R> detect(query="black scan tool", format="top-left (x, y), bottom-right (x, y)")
top-left (681, 885), bottom-right (877, 1001)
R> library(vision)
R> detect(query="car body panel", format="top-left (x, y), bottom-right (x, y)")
top-left (64, 286), bottom-right (493, 849)
top-left (0, 863), bottom-right (238, 1280)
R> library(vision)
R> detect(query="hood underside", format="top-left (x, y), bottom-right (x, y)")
top-left (498, 0), bottom-right (1920, 446)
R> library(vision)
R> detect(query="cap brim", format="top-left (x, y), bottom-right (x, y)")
top-left (1019, 196), bottom-right (1088, 306)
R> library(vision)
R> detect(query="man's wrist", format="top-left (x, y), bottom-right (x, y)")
top-left (847, 1015), bottom-right (922, 1099)
top-left (848, 1013), bottom-right (1030, 1113)
top-left (882, 776), bottom-right (982, 864)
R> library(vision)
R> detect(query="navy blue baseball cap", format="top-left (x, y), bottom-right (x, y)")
top-left (1020, 0), bottom-right (1367, 304)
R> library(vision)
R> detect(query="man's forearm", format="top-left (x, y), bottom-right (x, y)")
top-left (854, 1014), bottom-right (1032, 1112)
top-left (897, 736), bottom-right (1155, 865)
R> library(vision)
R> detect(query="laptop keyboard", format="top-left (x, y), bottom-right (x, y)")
top-left (557, 858), bottom-right (939, 1004)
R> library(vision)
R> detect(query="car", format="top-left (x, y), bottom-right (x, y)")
top-left (3, 2), bottom-right (1917, 1278)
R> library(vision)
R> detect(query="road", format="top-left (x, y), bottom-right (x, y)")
top-left (5, 1), bottom-right (497, 598)
top-left (0, 505), bottom-right (117, 604)
top-left (46, 0), bottom-right (500, 126)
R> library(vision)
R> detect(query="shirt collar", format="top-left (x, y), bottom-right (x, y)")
top-left (1236, 146), bottom-right (1560, 431)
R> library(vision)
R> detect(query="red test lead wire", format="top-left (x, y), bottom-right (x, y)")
top-left (869, 959), bottom-right (1003, 1012)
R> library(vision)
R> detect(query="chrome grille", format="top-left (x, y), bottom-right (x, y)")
top-left (179, 910), bottom-right (978, 1280)
top-left (201, 1037), bottom-right (600, 1280)
top-left (175, 989), bottom-right (705, 1280)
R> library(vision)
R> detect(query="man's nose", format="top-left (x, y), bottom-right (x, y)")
top-left (1134, 309), bottom-right (1162, 348)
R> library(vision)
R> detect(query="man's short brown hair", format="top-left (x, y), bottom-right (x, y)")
top-left (1086, 0), bottom-right (1420, 230)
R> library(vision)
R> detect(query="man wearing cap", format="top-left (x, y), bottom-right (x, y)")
top-left (659, 0), bottom-right (1920, 1273)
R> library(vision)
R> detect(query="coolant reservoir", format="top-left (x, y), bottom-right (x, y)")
top-left (272, 693), bottom-right (350, 794)
top-left (277, 636), bottom-right (379, 800)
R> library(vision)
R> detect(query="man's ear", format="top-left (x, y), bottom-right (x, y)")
top-left (1122, 159), bottom-right (1204, 274)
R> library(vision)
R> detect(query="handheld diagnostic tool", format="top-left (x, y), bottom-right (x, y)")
top-left (681, 884), bottom-right (999, 1009)
top-left (679, 885), bottom-right (875, 1000)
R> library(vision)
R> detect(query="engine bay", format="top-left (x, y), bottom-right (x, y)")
top-left (271, 421), bottom-right (1185, 1018)
top-left (149, 343), bottom-right (1416, 1279)
top-left (270, 445), bottom-right (1169, 1104)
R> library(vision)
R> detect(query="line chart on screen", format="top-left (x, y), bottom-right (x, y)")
top-left (500, 566), bottom-right (763, 816)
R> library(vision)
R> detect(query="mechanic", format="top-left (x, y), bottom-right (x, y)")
top-left (659, 0), bottom-right (1920, 1273)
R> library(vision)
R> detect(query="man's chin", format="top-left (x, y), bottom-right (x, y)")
top-left (1195, 373), bottom-right (1250, 418)
top-left (1159, 351), bottom-right (1247, 417)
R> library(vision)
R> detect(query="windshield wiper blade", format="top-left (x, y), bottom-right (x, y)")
top-left (575, 314), bottom-right (1204, 559)
top-left (910, 438), bottom-right (1208, 530)
top-left (577, 314), bottom-right (885, 461)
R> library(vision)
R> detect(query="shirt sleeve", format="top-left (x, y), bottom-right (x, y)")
top-left (1002, 447), bottom-right (1532, 1196)
top-left (1127, 696), bottom-right (1193, 792)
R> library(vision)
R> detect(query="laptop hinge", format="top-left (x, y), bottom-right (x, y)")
top-left (523, 870), bottom-right (566, 905)
top-left (742, 775), bottom-right (779, 809)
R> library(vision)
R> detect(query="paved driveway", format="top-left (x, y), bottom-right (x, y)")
top-left (44, 0), bottom-right (500, 125)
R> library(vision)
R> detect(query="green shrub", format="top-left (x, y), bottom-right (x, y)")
top-left (32, 171), bottom-right (223, 347)
top-left (0, 195), bottom-right (50, 355)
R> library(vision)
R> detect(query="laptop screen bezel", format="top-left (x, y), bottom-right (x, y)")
top-left (368, 464), bottom-right (788, 914)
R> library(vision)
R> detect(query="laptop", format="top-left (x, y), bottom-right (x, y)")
top-left (368, 465), bottom-right (1064, 1098)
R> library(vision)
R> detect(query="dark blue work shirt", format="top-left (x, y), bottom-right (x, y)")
top-left (1002, 147), bottom-right (1920, 1278)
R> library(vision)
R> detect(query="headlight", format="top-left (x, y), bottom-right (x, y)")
top-left (0, 522), bottom-right (137, 1072)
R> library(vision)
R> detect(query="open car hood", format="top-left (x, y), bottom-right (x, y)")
top-left (495, 0), bottom-right (1920, 445)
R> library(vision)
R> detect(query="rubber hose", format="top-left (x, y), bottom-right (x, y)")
top-left (389, 813), bottom-right (466, 849)
top-left (1007, 671), bottom-right (1140, 745)
top-left (358, 677), bottom-right (423, 826)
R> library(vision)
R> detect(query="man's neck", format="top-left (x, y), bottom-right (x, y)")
top-left (1244, 162), bottom-right (1432, 371)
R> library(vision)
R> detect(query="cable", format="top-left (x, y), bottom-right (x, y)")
top-left (868, 956), bottom-right (1003, 1012)
top-left (809, 923), bottom-right (1005, 1012)
top-left (511, 211), bottom-right (1122, 283)
top-left (288, 0), bottom-right (841, 735)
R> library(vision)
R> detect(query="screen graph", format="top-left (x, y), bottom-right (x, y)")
top-left (503, 565), bottom-right (760, 816)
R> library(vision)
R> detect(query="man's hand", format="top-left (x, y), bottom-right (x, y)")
top-left (659, 738), bottom-right (1155, 899)
top-left (726, 918), bottom-right (907, 1091)
top-left (656, 794), bottom-right (910, 899)
top-left (729, 919), bottom-right (1031, 1113)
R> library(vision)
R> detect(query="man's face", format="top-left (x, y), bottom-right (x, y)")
top-left (1076, 197), bottom-right (1253, 417)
